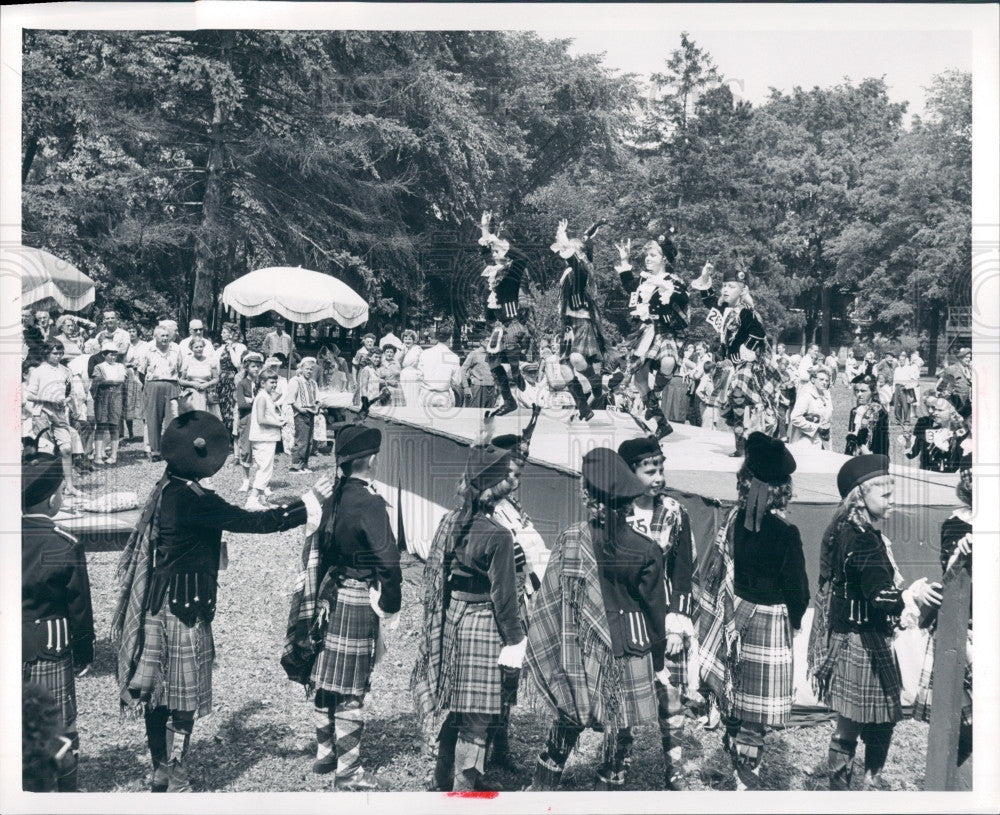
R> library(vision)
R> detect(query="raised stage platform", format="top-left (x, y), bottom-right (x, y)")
top-left (367, 405), bottom-right (959, 710)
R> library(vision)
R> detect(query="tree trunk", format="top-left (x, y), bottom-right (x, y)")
top-left (820, 283), bottom-right (831, 354)
top-left (926, 306), bottom-right (940, 378)
top-left (190, 100), bottom-right (225, 321)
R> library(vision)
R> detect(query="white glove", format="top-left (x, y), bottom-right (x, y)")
top-left (908, 577), bottom-right (942, 609)
top-left (654, 668), bottom-right (671, 686)
top-left (498, 638), bottom-right (527, 669)
top-left (368, 586), bottom-right (400, 630)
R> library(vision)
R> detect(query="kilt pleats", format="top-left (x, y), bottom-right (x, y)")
top-left (821, 631), bottom-right (902, 724)
top-left (445, 599), bottom-right (503, 716)
top-left (311, 580), bottom-right (379, 698)
top-left (130, 604), bottom-right (214, 717)
top-left (730, 599), bottom-right (793, 726)
top-left (24, 655), bottom-right (77, 731)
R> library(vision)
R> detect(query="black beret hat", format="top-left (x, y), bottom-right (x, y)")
top-left (467, 446), bottom-right (511, 493)
top-left (745, 431), bottom-right (796, 483)
top-left (22, 453), bottom-right (64, 509)
top-left (582, 447), bottom-right (647, 508)
top-left (336, 425), bottom-right (382, 463)
top-left (837, 454), bottom-right (890, 498)
top-left (617, 435), bottom-right (663, 467)
top-left (721, 267), bottom-right (750, 285)
top-left (490, 433), bottom-right (520, 451)
top-left (162, 410), bottom-right (230, 479)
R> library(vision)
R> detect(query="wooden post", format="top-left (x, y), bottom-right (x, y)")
top-left (924, 555), bottom-right (972, 790)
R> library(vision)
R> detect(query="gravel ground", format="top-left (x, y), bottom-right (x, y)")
top-left (66, 379), bottom-right (935, 793)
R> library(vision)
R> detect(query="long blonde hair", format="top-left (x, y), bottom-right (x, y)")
top-left (818, 476), bottom-right (890, 584)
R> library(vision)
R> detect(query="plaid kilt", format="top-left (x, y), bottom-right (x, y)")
top-left (913, 628), bottom-right (972, 727)
top-left (600, 654), bottom-right (658, 726)
top-left (130, 604), bottom-right (214, 717)
top-left (24, 655), bottom-right (77, 731)
top-left (311, 579), bottom-right (379, 698)
top-left (487, 319), bottom-right (527, 360)
top-left (630, 323), bottom-right (678, 363)
top-left (820, 631), bottom-right (902, 724)
top-left (561, 317), bottom-right (602, 362)
top-left (445, 599), bottom-right (503, 716)
top-left (729, 598), bottom-right (793, 725)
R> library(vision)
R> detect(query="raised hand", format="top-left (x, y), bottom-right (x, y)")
top-left (556, 218), bottom-right (569, 237)
top-left (615, 239), bottom-right (631, 261)
top-left (480, 211), bottom-right (492, 231)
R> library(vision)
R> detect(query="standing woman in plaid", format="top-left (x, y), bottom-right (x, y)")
top-left (614, 233), bottom-right (689, 439)
top-left (699, 433), bottom-right (808, 790)
top-left (689, 262), bottom-right (780, 455)
top-left (617, 436), bottom-right (696, 789)
top-left (111, 411), bottom-right (331, 792)
top-left (414, 445), bottom-right (526, 791)
top-left (809, 455), bottom-right (942, 790)
top-left (22, 452), bottom-right (95, 792)
top-left (306, 425), bottom-right (402, 790)
top-left (525, 447), bottom-right (666, 791)
top-left (478, 211), bottom-right (532, 416)
top-left (550, 218), bottom-right (610, 422)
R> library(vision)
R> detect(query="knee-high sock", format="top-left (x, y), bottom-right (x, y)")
top-left (334, 698), bottom-right (365, 780)
top-left (55, 730), bottom-right (79, 792)
top-left (582, 364), bottom-right (603, 402)
top-left (453, 713), bottom-right (490, 791)
top-left (434, 715), bottom-right (460, 791)
top-left (566, 377), bottom-right (591, 416)
top-left (596, 728), bottom-right (634, 787)
top-left (492, 365), bottom-right (515, 406)
top-left (827, 734), bottom-right (858, 790)
top-left (860, 722), bottom-right (894, 776)
top-left (314, 704), bottom-right (335, 766)
top-left (532, 719), bottom-right (582, 790)
top-left (145, 706), bottom-right (170, 789)
top-left (166, 710), bottom-right (194, 792)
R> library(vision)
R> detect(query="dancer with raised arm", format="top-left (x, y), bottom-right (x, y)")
top-left (551, 218), bottom-right (608, 422)
top-left (478, 211), bottom-right (532, 416)
top-left (614, 232), bottom-right (689, 439)
top-left (689, 262), bottom-right (779, 455)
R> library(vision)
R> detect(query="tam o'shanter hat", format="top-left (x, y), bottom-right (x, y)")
top-left (617, 436), bottom-right (663, 467)
top-left (743, 432), bottom-right (796, 532)
top-left (336, 425), bottom-right (382, 464)
top-left (161, 410), bottom-right (230, 479)
top-left (466, 445), bottom-right (511, 493)
top-left (721, 266), bottom-right (750, 285)
top-left (22, 453), bottom-right (64, 509)
top-left (581, 447), bottom-right (646, 508)
top-left (837, 454), bottom-right (890, 499)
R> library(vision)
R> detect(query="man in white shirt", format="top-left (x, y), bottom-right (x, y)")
top-left (178, 318), bottom-right (216, 358)
top-left (416, 325), bottom-right (461, 409)
top-left (90, 310), bottom-right (131, 355)
top-left (796, 344), bottom-right (821, 384)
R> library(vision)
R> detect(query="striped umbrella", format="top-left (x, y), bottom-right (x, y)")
top-left (14, 246), bottom-right (95, 311)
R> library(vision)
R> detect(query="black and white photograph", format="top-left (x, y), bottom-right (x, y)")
top-left (1, 2), bottom-right (997, 812)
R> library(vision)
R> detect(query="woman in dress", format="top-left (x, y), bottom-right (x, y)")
top-left (788, 365), bottom-right (834, 449)
top-left (178, 337), bottom-right (221, 418)
top-left (90, 341), bottom-right (128, 465)
top-left (398, 329), bottom-right (423, 408)
top-left (378, 336), bottom-right (405, 405)
top-left (844, 374), bottom-right (889, 456)
top-left (809, 455), bottom-right (942, 789)
top-left (123, 324), bottom-right (146, 442)
top-left (215, 323), bottom-right (246, 438)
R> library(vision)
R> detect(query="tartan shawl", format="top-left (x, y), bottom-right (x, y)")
top-left (694, 507), bottom-right (740, 709)
top-left (281, 483), bottom-right (341, 690)
top-left (110, 472), bottom-right (170, 714)
top-left (411, 508), bottom-right (463, 747)
top-left (524, 521), bottom-right (625, 732)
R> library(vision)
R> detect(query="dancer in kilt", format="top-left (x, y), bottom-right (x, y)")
top-left (808, 455), bottom-right (942, 790)
top-left (22, 452), bottom-right (95, 792)
top-left (614, 234), bottom-right (689, 439)
top-left (697, 433), bottom-right (808, 790)
top-left (478, 211), bottom-right (532, 416)
top-left (413, 444), bottom-right (526, 791)
top-left (111, 411), bottom-right (331, 792)
top-left (551, 218), bottom-right (609, 422)
top-left (526, 447), bottom-right (667, 791)
top-left (689, 262), bottom-right (780, 455)
top-left (913, 465), bottom-right (972, 788)
top-left (617, 436), bottom-right (696, 789)
top-left (306, 425), bottom-right (402, 790)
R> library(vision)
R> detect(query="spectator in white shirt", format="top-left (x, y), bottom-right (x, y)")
top-left (178, 318), bottom-right (216, 358)
top-left (789, 365), bottom-right (834, 449)
top-left (796, 344), bottom-right (821, 384)
top-left (416, 325), bottom-right (462, 409)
